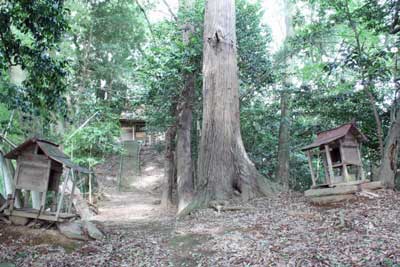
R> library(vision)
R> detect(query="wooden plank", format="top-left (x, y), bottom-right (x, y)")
top-left (357, 146), bottom-right (366, 180)
top-left (339, 140), bottom-right (350, 183)
top-left (333, 180), bottom-right (370, 187)
top-left (324, 145), bottom-right (334, 185)
top-left (67, 172), bottom-right (77, 214)
top-left (321, 153), bottom-right (330, 184)
top-left (305, 185), bottom-right (360, 197)
top-left (4, 209), bottom-right (75, 222)
top-left (89, 167), bottom-right (92, 204)
top-left (307, 151), bottom-right (316, 186)
top-left (342, 165), bottom-right (350, 182)
top-left (9, 160), bottom-right (21, 213)
top-left (15, 155), bottom-right (50, 192)
top-left (56, 169), bottom-right (70, 221)
top-left (305, 181), bottom-right (383, 197)
top-left (39, 160), bottom-right (52, 212)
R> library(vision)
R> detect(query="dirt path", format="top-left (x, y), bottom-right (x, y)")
top-left (93, 145), bottom-right (170, 226)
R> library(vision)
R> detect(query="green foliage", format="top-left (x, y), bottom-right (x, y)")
top-left (241, 96), bottom-right (280, 178)
top-left (0, 0), bottom-right (69, 113)
top-left (65, 124), bottom-right (121, 167)
top-left (64, 110), bottom-right (122, 168)
top-left (136, 3), bottom-right (203, 132)
top-left (236, 0), bottom-right (273, 99)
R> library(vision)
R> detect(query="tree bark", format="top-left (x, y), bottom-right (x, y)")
top-left (276, 90), bottom-right (290, 189)
top-left (378, 109), bottom-right (400, 188)
top-left (176, 0), bottom-right (195, 213)
top-left (364, 85), bottom-right (384, 159)
top-left (195, 0), bottom-right (276, 206)
top-left (161, 123), bottom-right (177, 208)
top-left (378, 46), bottom-right (400, 188)
top-left (276, 0), bottom-right (293, 189)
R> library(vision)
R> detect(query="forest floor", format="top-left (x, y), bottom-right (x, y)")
top-left (1, 146), bottom-right (400, 266)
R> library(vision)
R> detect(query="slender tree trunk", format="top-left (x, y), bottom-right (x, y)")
top-left (194, 0), bottom-right (276, 207)
top-left (276, 0), bottom-right (293, 189)
top-left (161, 123), bottom-right (177, 208)
top-left (364, 84), bottom-right (384, 159)
top-left (276, 90), bottom-right (290, 188)
top-left (176, 0), bottom-right (195, 213)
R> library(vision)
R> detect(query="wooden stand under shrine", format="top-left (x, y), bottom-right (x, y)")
top-left (302, 123), bottom-right (382, 204)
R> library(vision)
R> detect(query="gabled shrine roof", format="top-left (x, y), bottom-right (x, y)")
top-left (302, 123), bottom-right (367, 151)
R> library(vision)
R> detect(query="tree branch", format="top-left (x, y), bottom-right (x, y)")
top-left (134, 0), bottom-right (155, 38)
top-left (161, 0), bottom-right (178, 22)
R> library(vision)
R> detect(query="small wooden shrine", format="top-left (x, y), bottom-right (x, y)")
top-left (3, 137), bottom-right (89, 222)
top-left (120, 112), bottom-right (147, 142)
top-left (302, 123), bottom-right (367, 187)
top-left (302, 123), bottom-right (382, 203)
top-left (119, 111), bottom-right (164, 145)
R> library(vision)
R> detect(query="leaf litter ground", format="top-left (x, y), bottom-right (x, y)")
top-left (1, 148), bottom-right (399, 266)
top-left (1, 191), bottom-right (399, 266)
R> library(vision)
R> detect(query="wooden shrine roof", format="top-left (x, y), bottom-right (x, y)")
top-left (5, 137), bottom-right (89, 173)
top-left (302, 123), bottom-right (367, 151)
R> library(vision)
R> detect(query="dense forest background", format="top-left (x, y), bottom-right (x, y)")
top-left (0, 0), bottom-right (399, 198)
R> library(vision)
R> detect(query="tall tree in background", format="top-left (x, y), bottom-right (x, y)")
top-left (195, 0), bottom-right (276, 208)
top-left (370, 0), bottom-right (400, 188)
top-left (176, 0), bottom-right (196, 213)
top-left (276, 0), bottom-right (294, 190)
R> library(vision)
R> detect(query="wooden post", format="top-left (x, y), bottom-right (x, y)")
top-left (40, 160), bottom-right (52, 213)
top-left (324, 145), bottom-right (334, 185)
top-left (51, 192), bottom-right (57, 212)
top-left (339, 140), bottom-right (350, 182)
top-left (307, 150), bottom-right (316, 187)
top-left (342, 165), bottom-right (350, 182)
top-left (357, 145), bottom-right (366, 180)
top-left (23, 190), bottom-right (30, 208)
top-left (67, 171), bottom-right (77, 214)
top-left (118, 152), bottom-right (123, 191)
top-left (88, 167), bottom-right (92, 204)
top-left (8, 160), bottom-right (20, 213)
top-left (316, 150), bottom-right (320, 181)
top-left (56, 169), bottom-right (70, 221)
top-left (321, 150), bottom-right (329, 184)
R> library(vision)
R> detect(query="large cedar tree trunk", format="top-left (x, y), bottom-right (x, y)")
top-left (276, 0), bottom-right (293, 189)
top-left (196, 0), bottom-right (276, 205)
top-left (176, 0), bottom-right (196, 213)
